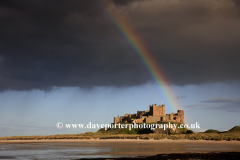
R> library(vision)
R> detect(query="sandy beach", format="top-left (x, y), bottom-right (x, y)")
top-left (1, 139), bottom-right (240, 159)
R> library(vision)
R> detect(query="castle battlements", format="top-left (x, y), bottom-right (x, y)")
top-left (114, 104), bottom-right (184, 124)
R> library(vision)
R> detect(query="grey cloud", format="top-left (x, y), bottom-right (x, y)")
top-left (185, 97), bottom-right (240, 112)
top-left (184, 104), bottom-right (207, 108)
top-left (177, 96), bottom-right (186, 99)
top-left (0, 0), bottom-right (240, 91)
top-left (202, 97), bottom-right (240, 103)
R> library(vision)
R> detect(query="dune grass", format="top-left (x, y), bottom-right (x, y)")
top-left (1, 130), bottom-right (240, 141)
top-left (1, 125), bottom-right (240, 141)
top-left (204, 129), bottom-right (220, 133)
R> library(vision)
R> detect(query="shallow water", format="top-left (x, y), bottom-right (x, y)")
top-left (0, 143), bottom-right (113, 159)
top-left (0, 141), bottom-right (239, 159)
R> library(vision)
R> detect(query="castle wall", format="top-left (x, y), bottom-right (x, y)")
top-left (114, 117), bottom-right (121, 124)
top-left (169, 113), bottom-right (173, 120)
top-left (145, 115), bottom-right (161, 123)
top-left (150, 104), bottom-right (165, 116)
top-left (162, 104), bottom-right (165, 116)
top-left (177, 110), bottom-right (184, 123)
top-left (124, 114), bottom-right (133, 117)
top-left (161, 115), bottom-right (167, 122)
top-left (114, 104), bottom-right (184, 124)
top-left (136, 118), bottom-right (144, 123)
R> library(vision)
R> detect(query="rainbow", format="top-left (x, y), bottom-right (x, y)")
top-left (104, 6), bottom-right (181, 112)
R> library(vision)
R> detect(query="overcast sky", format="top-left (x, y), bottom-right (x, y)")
top-left (0, 0), bottom-right (240, 136)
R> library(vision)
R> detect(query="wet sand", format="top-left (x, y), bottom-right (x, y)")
top-left (79, 152), bottom-right (240, 160)
top-left (1, 139), bottom-right (240, 159)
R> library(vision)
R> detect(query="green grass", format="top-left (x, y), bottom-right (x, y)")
top-left (204, 129), bottom-right (220, 133)
top-left (229, 126), bottom-right (240, 132)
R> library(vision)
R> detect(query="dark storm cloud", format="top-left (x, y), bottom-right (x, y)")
top-left (0, 0), bottom-right (240, 90)
top-left (112, 0), bottom-right (141, 6)
top-left (232, 0), bottom-right (240, 7)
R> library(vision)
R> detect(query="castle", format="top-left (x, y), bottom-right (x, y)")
top-left (114, 104), bottom-right (184, 124)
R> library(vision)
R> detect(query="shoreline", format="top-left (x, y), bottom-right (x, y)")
top-left (1, 139), bottom-right (240, 143)
top-left (1, 139), bottom-right (240, 159)
top-left (79, 152), bottom-right (240, 160)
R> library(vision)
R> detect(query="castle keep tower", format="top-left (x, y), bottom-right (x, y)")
top-left (177, 110), bottom-right (184, 123)
top-left (150, 104), bottom-right (165, 116)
